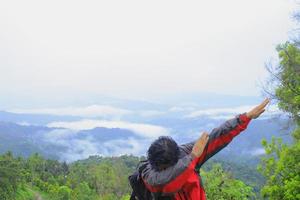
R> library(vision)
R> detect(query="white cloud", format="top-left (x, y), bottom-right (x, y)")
top-left (102, 138), bottom-right (148, 156)
top-left (47, 119), bottom-right (169, 138)
top-left (42, 129), bottom-right (100, 161)
top-left (42, 128), bottom-right (149, 162)
top-left (250, 148), bottom-right (265, 156)
top-left (169, 106), bottom-right (196, 112)
top-left (185, 105), bottom-right (253, 118)
top-left (185, 104), bottom-right (283, 119)
top-left (16, 121), bottom-right (31, 126)
top-left (9, 105), bottom-right (131, 118)
top-left (44, 129), bottom-right (78, 140)
top-left (60, 139), bottom-right (101, 162)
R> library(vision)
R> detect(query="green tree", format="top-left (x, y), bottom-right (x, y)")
top-left (0, 152), bottom-right (23, 200)
top-left (258, 137), bottom-right (300, 199)
top-left (57, 186), bottom-right (72, 200)
top-left (201, 164), bottom-right (255, 200)
top-left (259, 16), bottom-right (300, 199)
top-left (72, 182), bottom-right (95, 200)
top-left (121, 194), bottom-right (131, 200)
top-left (273, 43), bottom-right (300, 125)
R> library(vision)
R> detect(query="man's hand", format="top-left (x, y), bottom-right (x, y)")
top-left (191, 132), bottom-right (209, 158)
top-left (246, 98), bottom-right (270, 119)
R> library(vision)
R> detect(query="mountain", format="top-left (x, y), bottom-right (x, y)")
top-left (0, 94), bottom-right (292, 163)
top-left (0, 121), bottom-right (144, 161)
top-left (0, 121), bottom-right (60, 159)
top-left (0, 111), bottom-right (82, 126)
top-left (0, 112), bottom-right (292, 163)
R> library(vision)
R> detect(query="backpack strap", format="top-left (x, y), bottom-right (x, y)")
top-left (128, 161), bottom-right (153, 200)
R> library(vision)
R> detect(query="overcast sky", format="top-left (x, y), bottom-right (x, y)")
top-left (0, 0), bottom-right (297, 107)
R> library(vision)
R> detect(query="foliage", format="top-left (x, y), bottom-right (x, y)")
top-left (0, 152), bottom-right (259, 200)
top-left (260, 17), bottom-right (300, 199)
top-left (203, 158), bottom-right (265, 195)
top-left (0, 153), bottom-right (141, 200)
top-left (0, 152), bottom-right (23, 200)
top-left (258, 135), bottom-right (300, 199)
top-left (201, 164), bottom-right (255, 200)
top-left (275, 43), bottom-right (300, 125)
top-left (15, 185), bottom-right (35, 200)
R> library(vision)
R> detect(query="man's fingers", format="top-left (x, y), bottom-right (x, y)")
top-left (262, 98), bottom-right (270, 107)
top-left (196, 132), bottom-right (209, 145)
top-left (200, 132), bottom-right (209, 140)
top-left (258, 98), bottom-right (270, 109)
top-left (247, 98), bottom-right (270, 119)
top-left (254, 109), bottom-right (265, 119)
top-left (254, 98), bottom-right (269, 114)
top-left (192, 132), bottom-right (209, 158)
top-left (259, 109), bottom-right (266, 116)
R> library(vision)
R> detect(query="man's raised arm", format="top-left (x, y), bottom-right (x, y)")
top-left (180, 98), bottom-right (270, 168)
top-left (141, 99), bottom-right (269, 190)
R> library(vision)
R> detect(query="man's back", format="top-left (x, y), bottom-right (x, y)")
top-left (131, 113), bottom-right (252, 200)
top-left (129, 99), bottom-right (269, 200)
top-left (140, 142), bottom-right (207, 200)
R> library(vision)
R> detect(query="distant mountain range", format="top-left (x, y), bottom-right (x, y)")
top-left (0, 110), bottom-right (292, 163)
top-left (0, 94), bottom-right (292, 163)
top-left (0, 120), bottom-right (143, 161)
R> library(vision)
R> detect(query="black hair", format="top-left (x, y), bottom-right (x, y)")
top-left (147, 136), bottom-right (180, 171)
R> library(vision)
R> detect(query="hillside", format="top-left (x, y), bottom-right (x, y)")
top-left (1, 152), bottom-right (261, 200)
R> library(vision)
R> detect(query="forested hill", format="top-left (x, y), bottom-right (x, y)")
top-left (1, 152), bottom-right (263, 200)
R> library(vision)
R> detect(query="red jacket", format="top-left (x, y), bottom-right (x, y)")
top-left (141, 113), bottom-right (251, 200)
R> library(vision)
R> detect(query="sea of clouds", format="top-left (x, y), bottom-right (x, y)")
top-left (7, 103), bottom-right (280, 162)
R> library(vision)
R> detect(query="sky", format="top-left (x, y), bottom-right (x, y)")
top-left (0, 0), bottom-right (297, 108)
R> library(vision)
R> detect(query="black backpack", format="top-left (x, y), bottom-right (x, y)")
top-left (129, 160), bottom-right (153, 200)
top-left (128, 161), bottom-right (173, 200)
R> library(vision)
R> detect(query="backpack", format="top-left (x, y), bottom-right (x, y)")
top-left (128, 161), bottom-right (173, 200)
top-left (128, 162), bottom-right (153, 200)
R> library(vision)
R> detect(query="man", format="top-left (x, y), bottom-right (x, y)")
top-left (129, 99), bottom-right (270, 200)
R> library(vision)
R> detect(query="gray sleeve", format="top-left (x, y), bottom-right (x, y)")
top-left (195, 113), bottom-right (249, 167)
top-left (177, 115), bottom-right (241, 155)
top-left (141, 154), bottom-right (193, 186)
top-left (179, 114), bottom-right (247, 169)
top-left (179, 141), bottom-right (196, 155)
